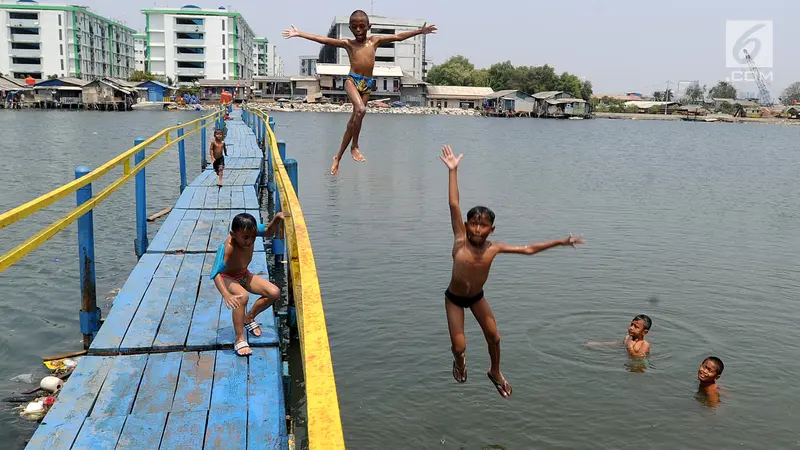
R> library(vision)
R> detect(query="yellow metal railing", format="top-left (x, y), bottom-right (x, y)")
top-left (250, 106), bottom-right (346, 449)
top-left (0, 108), bottom-right (225, 272)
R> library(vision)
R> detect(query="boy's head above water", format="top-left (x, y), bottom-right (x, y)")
top-left (230, 213), bottom-right (258, 248)
top-left (628, 314), bottom-right (652, 340)
top-left (698, 356), bottom-right (724, 384)
top-left (349, 10), bottom-right (370, 41)
top-left (465, 206), bottom-right (495, 246)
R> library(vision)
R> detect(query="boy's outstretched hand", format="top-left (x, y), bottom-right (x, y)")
top-left (420, 23), bottom-right (438, 35)
top-left (439, 145), bottom-right (462, 170)
top-left (282, 25), bottom-right (300, 39)
top-left (566, 233), bottom-right (586, 248)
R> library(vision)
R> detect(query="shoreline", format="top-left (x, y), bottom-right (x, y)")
top-left (594, 112), bottom-right (800, 125)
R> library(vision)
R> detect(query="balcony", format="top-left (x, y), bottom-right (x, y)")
top-left (10, 63), bottom-right (43, 73)
top-left (175, 67), bottom-right (205, 77)
top-left (10, 33), bottom-right (40, 43)
top-left (175, 38), bottom-right (204, 47)
top-left (174, 24), bottom-right (204, 33)
top-left (175, 52), bottom-right (205, 62)
top-left (10, 48), bottom-right (41, 58)
top-left (7, 19), bottom-right (40, 28)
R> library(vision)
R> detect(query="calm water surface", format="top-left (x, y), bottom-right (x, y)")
top-left (1, 110), bottom-right (799, 449)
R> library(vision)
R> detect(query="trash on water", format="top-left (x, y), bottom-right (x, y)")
top-left (43, 357), bottom-right (78, 376)
top-left (51, 258), bottom-right (60, 262)
top-left (40, 376), bottom-right (63, 393)
top-left (9, 373), bottom-right (34, 383)
top-left (19, 396), bottom-right (55, 420)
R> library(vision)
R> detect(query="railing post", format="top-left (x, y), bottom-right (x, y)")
top-left (177, 122), bottom-right (187, 193)
top-left (260, 119), bottom-right (267, 149)
top-left (285, 158), bottom-right (298, 196)
top-left (257, 115), bottom-right (263, 145)
top-left (134, 138), bottom-right (148, 258)
top-left (272, 139), bottom-right (286, 265)
top-left (276, 140), bottom-right (286, 213)
top-left (75, 166), bottom-right (99, 349)
top-left (268, 117), bottom-right (275, 133)
top-left (200, 119), bottom-right (207, 171)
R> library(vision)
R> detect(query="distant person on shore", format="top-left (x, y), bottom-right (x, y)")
top-left (210, 212), bottom-right (286, 356)
top-left (696, 356), bottom-right (724, 407)
top-left (209, 128), bottom-right (227, 187)
top-left (283, 11), bottom-right (437, 175)
top-left (439, 145), bottom-right (585, 398)
top-left (585, 314), bottom-right (652, 359)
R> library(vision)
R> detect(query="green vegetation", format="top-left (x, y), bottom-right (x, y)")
top-left (781, 82), bottom-right (800, 105)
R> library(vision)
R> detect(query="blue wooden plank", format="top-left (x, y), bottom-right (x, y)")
top-left (217, 185), bottom-right (232, 209)
top-left (160, 410), bottom-right (208, 450)
top-left (245, 171), bottom-right (259, 188)
top-left (190, 186), bottom-right (208, 208)
top-left (25, 357), bottom-right (114, 449)
top-left (244, 210), bottom-right (266, 253)
top-left (204, 407), bottom-right (247, 450)
top-left (243, 186), bottom-right (259, 209)
top-left (132, 352), bottom-right (182, 414)
top-left (244, 253), bottom-right (278, 347)
top-left (187, 210), bottom-right (215, 253)
top-left (248, 347), bottom-right (285, 450)
top-left (153, 254), bottom-right (183, 278)
top-left (153, 254), bottom-right (204, 350)
top-left (172, 351), bottom-right (215, 412)
top-left (186, 278), bottom-right (222, 350)
top-left (204, 185), bottom-right (218, 209)
top-left (90, 254), bottom-right (162, 353)
top-left (183, 209), bottom-right (201, 221)
top-left (71, 415), bottom-right (126, 450)
top-left (174, 186), bottom-right (199, 209)
top-left (188, 171), bottom-right (208, 189)
top-left (208, 209), bottom-right (231, 251)
top-left (115, 412), bottom-right (168, 450)
top-left (230, 186), bottom-right (245, 209)
top-left (166, 220), bottom-right (198, 253)
top-left (92, 354), bottom-right (148, 416)
top-left (211, 350), bottom-right (248, 409)
top-left (147, 209), bottom-right (187, 253)
top-left (120, 277), bottom-right (176, 352)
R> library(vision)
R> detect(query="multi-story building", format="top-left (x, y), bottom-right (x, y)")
top-left (0, 1), bottom-right (136, 82)
top-left (273, 50), bottom-right (284, 77)
top-left (142, 4), bottom-right (255, 85)
top-left (299, 55), bottom-right (317, 77)
top-left (318, 15), bottom-right (428, 80)
top-left (253, 37), bottom-right (268, 76)
top-left (134, 33), bottom-right (146, 72)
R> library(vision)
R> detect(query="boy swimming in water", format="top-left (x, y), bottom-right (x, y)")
top-left (439, 145), bottom-right (585, 398)
top-left (209, 129), bottom-right (227, 187)
top-left (283, 11), bottom-right (437, 175)
top-left (585, 314), bottom-right (652, 359)
top-left (696, 356), bottom-right (724, 407)
top-left (211, 212), bottom-right (285, 356)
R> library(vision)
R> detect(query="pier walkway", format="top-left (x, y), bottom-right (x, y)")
top-left (23, 111), bottom-right (288, 449)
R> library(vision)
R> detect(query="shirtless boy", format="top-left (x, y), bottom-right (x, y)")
top-left (284, 11), bottom-right (437, 175)
top-left (209, 129), bottom-right (227, 187)
top-left (585, 314), bottom-right (652, 359)
top-left (440, 145), bottom-right (585, 398)
top-left (696, 356), bottom-right (724, 407)
top-left (210, 212), bottom-right (285, 356)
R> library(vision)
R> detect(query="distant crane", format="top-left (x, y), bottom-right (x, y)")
top-left (742, 49), bottom-right (773, 106)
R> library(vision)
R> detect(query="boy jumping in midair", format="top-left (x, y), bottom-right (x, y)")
top-left (283, 11), bottom-right (436, 175)
top-left (439, 145), bottom-right (585, 398)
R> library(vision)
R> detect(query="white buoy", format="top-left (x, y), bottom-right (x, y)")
top-left (40, 376), bottom-right (63, 393)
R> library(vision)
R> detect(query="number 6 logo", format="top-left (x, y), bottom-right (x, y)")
top-left (732, 23), bottom-right (764, 64)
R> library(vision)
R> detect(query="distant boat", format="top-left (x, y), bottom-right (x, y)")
top-left (132, 102), bottom-right (167, 111)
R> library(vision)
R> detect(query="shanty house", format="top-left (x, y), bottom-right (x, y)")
top-left (483, 89), bottom-right (535, 115)
top-left (425, 86), bottom-right (494, 109)
top-left (32, 77), bottom-right (89, 106)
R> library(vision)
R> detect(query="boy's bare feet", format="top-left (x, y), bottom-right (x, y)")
top-left (330, 156), bottom-right (341, 175)
top-left (350, 147), bottom-right (366, 162)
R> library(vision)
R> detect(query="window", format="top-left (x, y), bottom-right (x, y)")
top-left (10, 27), bottom-right (39, 35)
top-left (371, 28), bottom-right (395, 34)
top-left (222, 20), bottom-right (225, 31)
top-left (393, 79), bottom-right (399, 91)
top-left (177, 61), bottom-right (204, 69)
top-left (60, 44), bottom-right (63, 56)
top-left (222, 34), bottom-right (225, 45)
top-left (59, 29), bottom-right (63, 40)
top-left (176, 17), bottom-right (204, 25)
top-left (383, 79), bottom-right (387, 91)
top-left (176, 32), bottom-right (203, 40)
top-left (444, 102), bottom-right (448, 108)
top-left (10, 12), bottom-right (38, 20)
top-left (377, 42), bottom-right (395, 48)
top-left (61, 60), bottom-right (64, 70)
top-left (13, 57), bottom-right (41, 65)
top-left (11, 42), bottom-right (40, 50)
top-left (13, 72), bottom-right (41, 80)
top-left (58, 14), bottom-right (62, 26)
top-left (222, 63), bottom-right (226, 74)
top-left (222, 49), bottom-right (226, 60)
top-left (177, 47), bottom-right (204, 54)
top-left (375, 56), bottom-right (394, 63)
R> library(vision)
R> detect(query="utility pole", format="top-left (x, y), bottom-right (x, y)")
top-left (664, 80), bottom-right (670, 115)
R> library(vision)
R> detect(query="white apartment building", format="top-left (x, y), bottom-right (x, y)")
top-left (318, 15), bottom-right (429, 80)
top-left (134, 33), bottom-right (146, 72)
top-left (0, 1), bottom-right (135, 82)
top-left (299, 55), bottom-right (317, 77)
top-left (253, 37), bottom-right (268, 76)
top-left (142, 5), bottom-right (255, 85)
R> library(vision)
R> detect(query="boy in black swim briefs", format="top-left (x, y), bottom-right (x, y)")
top-left (439, 145), bottom-right (585, 398)
top-left (209, 129), bottom-right (227, 187)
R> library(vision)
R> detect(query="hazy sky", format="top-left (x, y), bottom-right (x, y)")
top-left (68, 0), bottom-right (797, 95)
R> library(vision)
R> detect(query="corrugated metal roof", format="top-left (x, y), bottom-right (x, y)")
top-left (315, 64), bottom-right (403, 77)
top-left (623, 100), bottom-right (675, 108)
top-left (0, 76), bottom-right (24, 90)
top-left (197, 79), bottom-right (249, 87)
top-left (426, 86), bottom-right (494, 99)
top-left (401, 72), bottom-right (427, 86)
top-left (532, 91), bottom-right (563, 99)
top-left (485, 89), bottom-right (520, 99)
top-left (137, 80), bottom-right (170, 89)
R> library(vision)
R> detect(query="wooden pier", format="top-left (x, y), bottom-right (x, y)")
top-left (23, 112), bottom-right (288, 449)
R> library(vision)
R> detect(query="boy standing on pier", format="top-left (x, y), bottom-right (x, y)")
top-left (283, 11), bottom-right (437, 175)
top-left (210, 212), bottom-right (285, 356)
top-left (209, 129), bottom-right (227, 187)
top-left (439, 145), bottom-right (585, 398)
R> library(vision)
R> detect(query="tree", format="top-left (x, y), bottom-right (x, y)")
top-left (664, 89), bottom-right (674, 101)
top-left (652, 91), bottom-right (664, 101)
top-left (579, 79), bottom-right (593, 101)
top-left (555, 72), bottom-right (582, 98)
top-left (424, 55), bottom-right (477, 86)
top-left (487, 61), bottom-right (515, 91)
top-left (129, 71), bottom-right (166, 83)
top-left (467, 68), bottom-right (489, 87)
top-left (682, 82), bottom-right (705, 104)
top-left (780, 81), bottom-right (800, 105)
top-left (47, 74), bottom-right (59, 80)
top-left (709, 81), bottom-right (737, 100)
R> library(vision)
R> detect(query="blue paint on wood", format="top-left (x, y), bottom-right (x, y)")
top-left (92, 354), bottom-right (148, 416)
top-left (217, 185), bottom-right (232, 209)
top-left (153, 254), bottom-right (204, 350)
top-left (186, 278), bottom-right (223, 350)
top-left (244, 209), bottom-right (266, 253)
top-left (153, 254), bottom-right (184, 278)
top-left (166, 220), bottom-right (198, 253)
top-left (115, 412), bottom-right (168, 449)
top-left (244, 253), bottom-right (279, 347)
top-left (172, 351), bottom-right (215, 412)
top-left (205, 406), bottom-right (247, 450)
top-left (132, 352), bottom-right (182, 414)
top-left (147, 209), bottom-right (187, 253)
top-left (160, 410), bottom-right (208, 450)
top-left (211, 350), bottom-right (248, 409)
top-left (90, 255), bottom-right (162, 353)
top-left (71, 414), bottom-right (126, 450)
top-left (203, 185), bottom-right (219, 209)
top-left (243, 186), bottom-right (259, 209)
top-left (208, 209), bottom-right (232, 251)
top-left (190, 186), bottom-right (208, 209)
top-left (119, 277), bottom-right (176, 352)
top-left (173, 186), bottom-right (196, 209)
top-left (183, 209), bottom-right (201, 221)
top-left (187, 210), bottom-right (215, 253)
top-left (134, 138), bottom-right (149, 257)
top-left (24, 417), bottom-right (85, 450)
top-left (248, 347), bottom-right (286, 450)
top-left (230, 186), bottom-right (245, 209)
